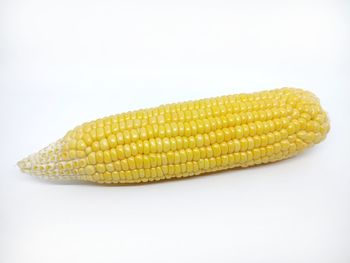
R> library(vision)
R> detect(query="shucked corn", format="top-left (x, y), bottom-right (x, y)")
top-left (18, 88), bottom-right (330, 184)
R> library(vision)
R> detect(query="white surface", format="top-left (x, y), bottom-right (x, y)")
top-left (1, 0), bottom-right (350, 262)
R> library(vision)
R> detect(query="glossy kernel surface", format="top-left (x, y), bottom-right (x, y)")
top-left (18, 88), bottom-right (330, 184)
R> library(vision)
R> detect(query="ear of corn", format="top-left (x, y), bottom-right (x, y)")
top-left (17, 88), bottom-right (330, 184)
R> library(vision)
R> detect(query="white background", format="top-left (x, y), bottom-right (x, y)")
top-left (1, 0), bottom-right (349, 262)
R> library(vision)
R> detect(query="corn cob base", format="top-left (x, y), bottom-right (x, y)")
top-left (17, 88), bottom-right (330, 184)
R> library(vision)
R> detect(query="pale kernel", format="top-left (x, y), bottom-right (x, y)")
top-left (114, 161), bottom-right (122, 171)
top-left (76, 140), bottom-right (86, 151)
top-left (106, 163), bottom-right (114, 172)
top-left (85, 165), bottom-right (95, 175)
top-left (69, 150), bottom-right (76, 159)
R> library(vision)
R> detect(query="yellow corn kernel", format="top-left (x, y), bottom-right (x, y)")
top-left (85, 165), bottom-right (95, 175)
top-left (114, 161), bottom-right (122, 171)
top-left (88, 152), bottom-right (96, 165)
top-left (96, 164), bottom-right (106, 173)
top-left (96, 151), bottom-right (104, 163)
top-left (103, 151), bottom-right (112, 163)
top-left (106, 163), bottom-right (114, 172)
top-left (18, 88), bottom-right (330, 184)
top-left (91, 141), bottom-right (100, 151)
top-left (100, 138), bottom-right (109, 151)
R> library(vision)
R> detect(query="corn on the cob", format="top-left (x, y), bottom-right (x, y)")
top-left (17, 88), bottom-right (330, 184)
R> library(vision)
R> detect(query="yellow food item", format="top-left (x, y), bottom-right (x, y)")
top-left (17, 88), bottom-right (330, 184)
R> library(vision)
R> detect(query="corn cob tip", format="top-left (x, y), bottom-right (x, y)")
top-left (17, 88), bottom-right (330, 184)
top-left (17, 160), bottom-right (26, 170)
top-left (17, 140), bottom-right (66, 179)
